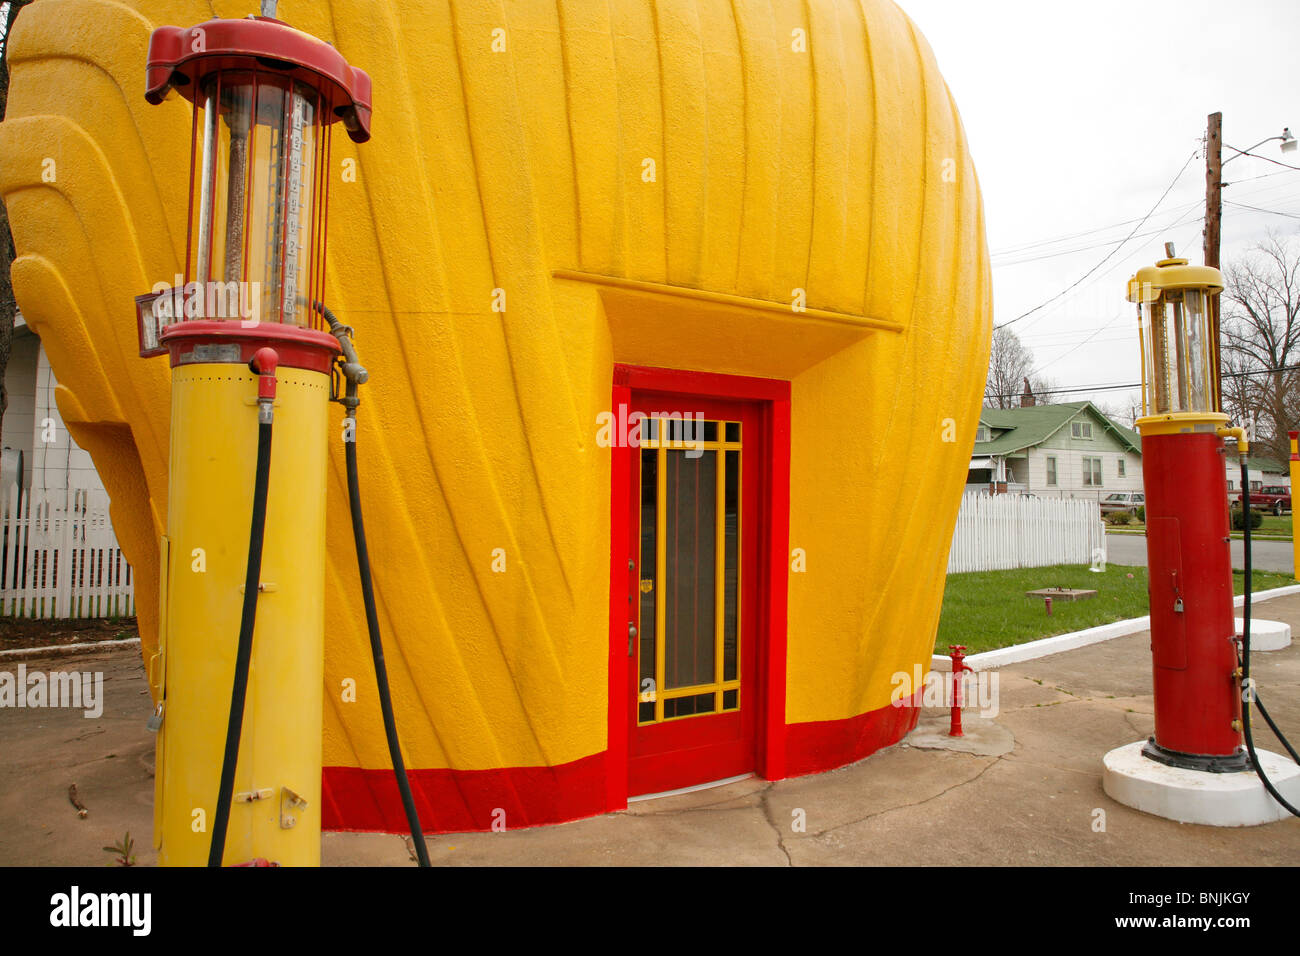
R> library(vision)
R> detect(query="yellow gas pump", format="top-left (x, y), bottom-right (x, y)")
top-left (135, 9), bottom-right (372, 866)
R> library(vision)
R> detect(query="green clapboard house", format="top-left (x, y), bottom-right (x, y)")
top-left (967, 402), bottom-right (1143, 500)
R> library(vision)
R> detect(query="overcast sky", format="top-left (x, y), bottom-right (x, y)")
top-left (898, 0), bottom-right (1300, 418)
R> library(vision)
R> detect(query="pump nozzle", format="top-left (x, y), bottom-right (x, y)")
top-left (312, 300), bottom-right (368, 387)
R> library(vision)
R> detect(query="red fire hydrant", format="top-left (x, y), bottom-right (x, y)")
top-left (948, 645), bottom-right (973, 737)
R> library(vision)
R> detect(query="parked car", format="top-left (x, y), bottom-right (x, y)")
top-left (1238, 485), bottom-right (1291, 516)
top-left (1100, 492), bottom-right (1144, 515)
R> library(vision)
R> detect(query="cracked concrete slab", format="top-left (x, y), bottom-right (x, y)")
top-left (763, 745), bottom-right (996, 842)
top-left (2, 595), bottom-right (1298, 866)
top-left (622, 776), bottom-right (768, 815)
top-left (327, 803), bottom-right (789, 867)
top-left (905, 715), bottom-right (1015, 755)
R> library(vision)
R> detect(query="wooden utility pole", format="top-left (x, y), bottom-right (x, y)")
top-left (1204, 111), bottom-right (1223, 409)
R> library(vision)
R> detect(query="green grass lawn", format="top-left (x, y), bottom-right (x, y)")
top-left (934, 563), bottom-right (1297, 655)
top-left (1107, 514), bottom-right (1292, 539)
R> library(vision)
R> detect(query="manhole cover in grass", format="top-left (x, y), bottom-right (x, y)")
top-left (1025, 587), bottom-right (1097, 602)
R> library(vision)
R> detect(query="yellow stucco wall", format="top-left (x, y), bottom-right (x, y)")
top-left (0, 0), bottom-right (990, 774)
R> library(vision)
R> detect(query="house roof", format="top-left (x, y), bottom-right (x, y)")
top-left (1248, 456), bottom-right (1288, 474)
top-left (975, 402), bottom-right (1141, 456)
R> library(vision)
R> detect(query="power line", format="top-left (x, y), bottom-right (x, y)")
top-left (1225, 200), bottom-right (1300, 221)
top-left (1224, 144), bottom-right (1300, 173)
top-left (1029, 311), bottom-right (1128, 376)
top-left (990, 200), bottom-right (1202, 257)
top-left (991, 168), bottom-right (1300, 260)
top-left (1010, 193), bottom-right (1299, 344)
top-left (993, 210), bottom-right (1203, 268)
top-left (998, 213), bottom-right (1205, 341)
top-left (994, 150), bottom-right (1199, 331)
top-left (1223, 167), bottom-right (1300, 188)
top-left (986, 362), bottom-right (1300, 403)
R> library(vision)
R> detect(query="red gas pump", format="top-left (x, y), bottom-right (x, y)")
top-left (1103, 244), bottom-right (1300, 825)
top-left (1128, 246), bottom-right (1247, 772)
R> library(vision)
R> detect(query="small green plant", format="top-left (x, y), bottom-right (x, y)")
top-left (1230, 506), bottom-right (1263, 531)
top-left (103, 831), bottom-right (136, 867)
top-left (1135, 505), bottom-right (1145, 522)
top-left (1105, 510), bottom-right (1132, 526)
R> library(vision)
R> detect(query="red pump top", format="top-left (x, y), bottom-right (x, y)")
top-left (144, 15), bottom-right (372, 142)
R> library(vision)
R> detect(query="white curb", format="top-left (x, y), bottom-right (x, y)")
top-left (0, 636), bottom-right (141, 661)
top-left (932, 584), bottom-right (1300, 671)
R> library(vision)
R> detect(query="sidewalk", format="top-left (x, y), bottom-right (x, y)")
top-left (2, 597), bottom-right (1297, 866)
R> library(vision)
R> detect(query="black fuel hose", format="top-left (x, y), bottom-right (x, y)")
top-left (344, 428), bottom-right (431, 866)
top-left (314, 298), bottom-right (430, 864)
top-left (208, 415), bottom-right (274, 867)
top-left (314, 300), bottom-right (431, 868)
top-left (1238, 461), bottom-right (1300, 818)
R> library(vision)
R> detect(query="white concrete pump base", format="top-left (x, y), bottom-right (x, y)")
top-left (1234, 618), bottom-right (1292, 651)
top-left (1103, 741), bottom-right (1300, 827)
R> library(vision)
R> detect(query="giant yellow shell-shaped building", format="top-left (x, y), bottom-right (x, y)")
top-left (1, 0), bottom-right (991, 831)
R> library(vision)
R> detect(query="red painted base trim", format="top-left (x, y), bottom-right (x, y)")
top-left (783, 691), bottom-right (922, 778)
top-left (321, 752), bottom-right (607, 834)
top-left (323, 693), bottom-right (921, 833)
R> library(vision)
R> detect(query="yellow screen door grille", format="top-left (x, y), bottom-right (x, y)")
top-left (637, 418), bottom-right (741, 723)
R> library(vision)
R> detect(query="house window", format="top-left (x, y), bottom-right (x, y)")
top-left (1071, 421), bottom-right (1093, 439)
top-left (1083, 456), bottom-right (1103, 486)
top-left (1117, 459), bottom-right (1125, 478)
top-left (1228, 480), bottom-right (1234, 491)
top-left (1046, 456), bottom-right (1057, 486)
top-left (975, 425), bottom-right (990, 443)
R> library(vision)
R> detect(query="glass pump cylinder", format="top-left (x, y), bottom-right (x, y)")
top-left (1129, 252), bottom-right (1224, 419)
top-left (1141, 287), bottom-right (1213, 415)
top-left (189, 72), bottom-right (330, 327)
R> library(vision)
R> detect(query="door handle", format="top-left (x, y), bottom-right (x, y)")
top-left (628, 622), bottom-right (637, 656)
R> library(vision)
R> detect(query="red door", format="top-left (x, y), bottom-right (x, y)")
top-left (622, 393), bottom-right (762, 795)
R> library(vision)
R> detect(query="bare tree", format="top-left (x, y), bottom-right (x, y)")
top-left (1220, 348), bottom-right (1265, 437)
top-left (1095, 397), bottom-right (1141, 429)
top-left (1220, 232), bottom-right (1300, 463)
top-left (985, 326), bottom-right (1055, 408)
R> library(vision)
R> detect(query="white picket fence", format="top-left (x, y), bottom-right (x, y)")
top-left (0, 485), bottom-right (134, 618)
top-left (947, 493), bottom-right (1106, 573)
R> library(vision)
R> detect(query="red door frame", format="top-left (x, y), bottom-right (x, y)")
top-left (606, 364), bottom-right (790, 811)
top-left (624, 392), bottom-right (761, 795)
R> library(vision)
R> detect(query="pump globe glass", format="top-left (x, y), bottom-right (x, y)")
top-left (190, 73), bottom-right (328, 327)
top-left (1142, 287), bottom-right (1215, 416)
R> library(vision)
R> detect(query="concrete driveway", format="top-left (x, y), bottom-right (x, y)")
top-left (1107, 532), bottom-right (1295, 574)
top-left (2, 598), bottom-right (1297, 867)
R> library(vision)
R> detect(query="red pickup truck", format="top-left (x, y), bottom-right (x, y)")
top-left (1238, 485), bottom-right (1291, 516)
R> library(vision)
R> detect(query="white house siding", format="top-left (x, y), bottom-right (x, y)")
top-left (0, 331), bottom-right (39, 486)
top-left (1224, 465), bottom-right (1264, 493)
top-left (1023, 426), bottom-right (1144, 499)
top-left (30, 345), bottom-right (106, 502)
top-left (1223, 465), bottom-right (1291, 493)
